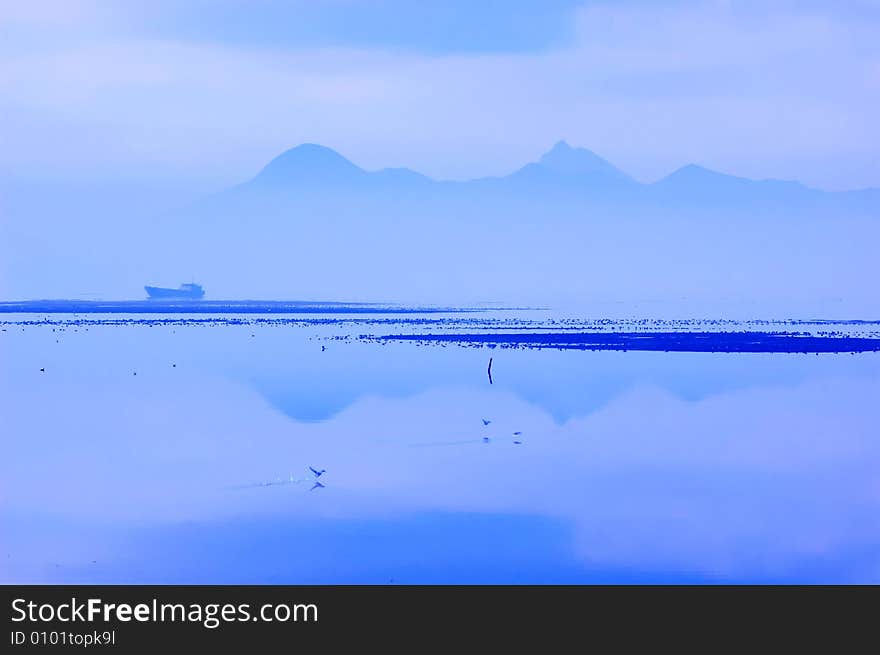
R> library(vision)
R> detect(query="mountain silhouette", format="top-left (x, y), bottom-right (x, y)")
top-left (535, 140), bottom-right (633, 182)
top-left (249, 143), bottom-right (431, 189)
top-left (654, 163), bottom-right (813, 201)
top-left (161, 140), bottom-right (879, 307)
top-left (251, 143), bottom-right (365, 186)
top-left (232, 141), bottom-right (876, 209)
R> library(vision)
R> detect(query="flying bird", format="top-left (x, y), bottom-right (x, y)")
top-left (482, 419), bottom-right (491, 426)
top-left (310, 481), bottom-right (325, 491)
top-left (309, 466), bottom-right (326, 478)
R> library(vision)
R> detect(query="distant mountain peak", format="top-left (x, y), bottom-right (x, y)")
top-left (251, 143), bottom-right (364, 186)
top-left (548, 139), bottom-right (573, 152)
top-left (659, 163), bottom-right (752, 187)
top-left (678, 163), bottom-right (710, 174)
top-left (537, 141), bottom-right (632, 182)
top-left (663, 163), bottom-right (806, 190)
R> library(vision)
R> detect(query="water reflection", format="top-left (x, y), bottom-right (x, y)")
top-left (1, 313), bottom-right (879, 583)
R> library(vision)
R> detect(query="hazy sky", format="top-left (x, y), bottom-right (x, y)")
top-left (2, 0), bottom-right (879, 191)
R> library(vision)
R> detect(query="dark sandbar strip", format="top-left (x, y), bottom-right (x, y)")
top-left (374, 331), bottom-right (880, 353)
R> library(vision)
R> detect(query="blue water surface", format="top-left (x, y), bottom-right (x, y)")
top-left (1, 311), bottom-right (878, 583)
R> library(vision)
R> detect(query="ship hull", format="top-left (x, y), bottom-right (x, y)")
top-left (145, 286), bottom-right (205, 300)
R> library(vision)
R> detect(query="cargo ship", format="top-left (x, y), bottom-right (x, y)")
top-left (144, 283), bottom-right (205, 300)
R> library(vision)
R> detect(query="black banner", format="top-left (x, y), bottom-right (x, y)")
top-left (2, 585), bottom-right (876, 650)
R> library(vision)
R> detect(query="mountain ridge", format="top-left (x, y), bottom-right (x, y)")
top-left (243, 141), bottom-right (878, 198)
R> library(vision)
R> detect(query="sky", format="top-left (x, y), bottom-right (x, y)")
top-left (1, 0), bottom-right (879, 192)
